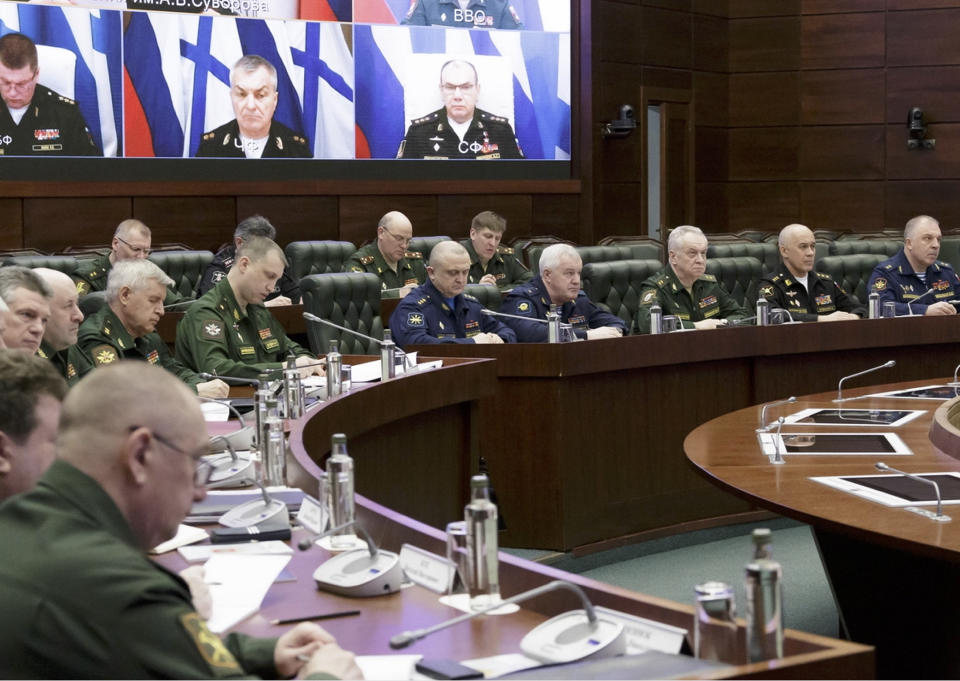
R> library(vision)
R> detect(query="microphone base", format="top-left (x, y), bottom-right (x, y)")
top-left (520, 610), bottom-right (626, 664)
top-left (905, 506), bottom-right (951, 523)
top-left (313, 549), bottom-right (403, 598)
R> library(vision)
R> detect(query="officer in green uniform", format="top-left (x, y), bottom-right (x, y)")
top-left (34, 268), bottom-right (92, 386)
top-left (76, 260), bottom-right (228, 397)
top-left (343, 211), bottom-right (428, 296)
top-left (462, 210), bottom-right (531, 289)
top-left (745, 224), bottom-right (864, 323)
top-left (636, 225), bottom-right (749, 334)
top-left (195, 54), bottom-right (311, 159)
top-left (176, 236), bottom-right (320, 380)
top-left (0, 361), bottom-right (361, 679)
top-left (72, 218), bottom-right (185, 306)
top-left (0, 33), bottom-right (100, 157)
top-left (396, 59), bottom-right (524, 160)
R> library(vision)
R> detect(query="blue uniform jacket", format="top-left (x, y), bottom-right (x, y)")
top-left (403, 0), bottom-right (522, 28)
top-left (390, 279), bottom-right (516, 349)
top-left (867, 248), bottom-right (960, 316)
top-left (500, 276), bottom-right (627, 342)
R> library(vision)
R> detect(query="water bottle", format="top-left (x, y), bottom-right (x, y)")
top-left (546, 305), bottom-right (560, 343)
top-left (253, 373), bottom-right (272, 451)
top-left (649, 303), bottom-right (663, 334)
top-left (281, 354), bottom-right (304, 419)
top-left (326, 339), bottom-right (342, 399)
top-left (868, 291), bottom-right (880, 319)
top-left (381, 329), bottom-right (396, 380)
top-left (261, 416), bottom-right (286, 486)
top-left (756, 298), bottom-right (769, 326)
top-left (326, 433), bottom-right (355, 549)
top-left (745, 528), bottom-right (784, 662)
top-left (465, 474), bottom-right (500, 610)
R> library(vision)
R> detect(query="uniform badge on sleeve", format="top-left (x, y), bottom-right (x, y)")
top-left (76, 280), bottom-right (89, 295)
top-left (407, 312), bottom-right (424, 327)
top-left (179, 612), bottom-right (243, 673)
top-left (759, 285), bottom-right (775, 299)
top-left (872, 278), bottom-right (887, 291)
top-left (92, 345), bottom-right (117, 366)
top-left (516, 301), bottom-right (531, 314)
top-left (202, 320), bottom-right (225, 340)
top-left (640, 289), bottom-right (657, 305)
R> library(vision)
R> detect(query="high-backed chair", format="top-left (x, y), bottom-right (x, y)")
top-left (285, 240), bottom-right (357, 283)
top-left (78, 290), bottom-right (107, 317)
top-left (828, 239), bottom-right (901, 257)
top-left (582, 259), bottom-right (665, 333)
top-left (300, 272), bottom-right (383, 355)
top-left (464, 284), bottom-right (504, 311)
top-left (596, 236), bottom-right (666, 261)
top-left (704, 256), bottom-right (763, 307)
top-left (707, 241), bottom-right (780, 274)
top-left (576, 244), bottom-right (664, 267)
top-left (511, 235), bottom-right (576, 269)
top-left (148, 250), bottom-right (214, 299)
top-left (940, 235), bottom-right (960, 273)
top-left (408, 236), bottom-right (451, 261)
top-left (3, 254), bottom-right (78, 276)
top-left (735, 230), bottom-right (774, 243)
top-left (817, 254), bottom-right (887, 304)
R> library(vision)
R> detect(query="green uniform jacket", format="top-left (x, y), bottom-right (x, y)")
top-left (77, 304), bottom-right (204, 391)
top-left (175, 277), bottom-right (312, 380)
top-left (72, 252), bottom-right (185, 306)
top-left (636, 265), bottom-right (749, 334)
top-left (343, 243), bottom-right (427, 292)
top-left (0, 460), bottom-right (278, 678)
top-left (37, 339), bottom-right (93, 386)
top-left (744, 263), bottom-right (866, 323)
top-left (460, 239), bottom-right (532, 289)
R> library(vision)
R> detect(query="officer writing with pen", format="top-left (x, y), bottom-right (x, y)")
top-left (867, 215), bottom-right (960, 317)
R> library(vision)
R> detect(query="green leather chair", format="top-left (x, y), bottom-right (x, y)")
top-left (285, 240), bottom-right (357, 283)
top-left (148, 250), bottom-right (214, 299)
top-left (576, 245), bottom-right (664, 267)
top-left (300, 272), bottom-right (383, 355)
top-left (581, 258), bottom-right (665, 334)
top-left (937, 235), bottom-right (960, 273)
top-left (464, 284), bottom-right (504, 311)
top-left (407, 236), bottom-right (451, 261)
top-left (596, 236), bottom-right (666, 261)
top-left (707, 241), bottom-right (780, 274)
top-left (704, 256), bottom-right (763, 307)
top-left (828, 239), bottom-right (901, 257)
top-left (3, 254), bottom-right (78, 276)
top-left (817, 253), bottom-right (887, 304)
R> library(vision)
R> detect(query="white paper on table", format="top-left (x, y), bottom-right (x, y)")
top-left (200, 402), bottom-right (230, 422)
top-left (459, 653), bottom-right (542, 677)
top-left (150, 524), bottom-right (208, 554)
top-left (203, 554), bottom-right (291, 633)
top-left (349, 359), bottom-right (382, 383)
top-left (178, 540), bottom-right (293, 564)
top-left (357, 655), bottom-right (422, 680)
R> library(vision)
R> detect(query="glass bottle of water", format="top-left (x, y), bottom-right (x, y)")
top-left (326, 433), bottom-right (354, 549)
top-left (745, 528), bottom-right (783, 662)
top-left (465, 474), bottom-right (499, 610)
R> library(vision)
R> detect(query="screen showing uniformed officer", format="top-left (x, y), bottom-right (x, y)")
top-left (402, 0), bottom-right (523, 29)
top-left (0, 32), bottom-right (100, 157)
top-left (396, 58), bottom-right (523, 160)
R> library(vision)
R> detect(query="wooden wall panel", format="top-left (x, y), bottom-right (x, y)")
top-left (595, 62), bottom-right (643, 184)
top-left (887, 9), bottom-right (960, 66)
top-left (693, 71), bottom-right (729, 127)
top-left (799, 125), bottom-right (884, 179)
top-left (23, 197), bottom-right (131, 252)
top-left (594, 183), bottom-right (646, 240)
top-left (800, 13), bottom-right (885, 70)
top-left (435, 195), bottom-right (533, 241)
top-left (235, 196), bottom-right (339, 245)
top-left (887, 0), bottom-right (960, 11)
top-left (886, 123), bottom-right (960, 179)
top-left (885, 181), bottom-right (960, 229)
top-left (131, 197), bottom-right (235, 252)
top-left (728, 17), bottom-right (800, 71)
top-left (694, 127), bottom-right (728, 182)
top-left (801, 0), bottom-right (884, 12)
top-left (692, 12), bottom-right (728, 72)
top-left (800, 181), bottom-right (885, 231)
top-left (338, 196), bottom-right (438, 247)
top-left (729, 72), bottom-right (799, 127)
top-left (801, 69), bottom-right (884, 124)
top-left (640, 6), bottom-right (692, 69)
top-left (643, 0), bottom-right (692, 11)
top-left (692, 0), bottom-right (729, 17)
top-left (728, 127), bottom-right (799, 180)
top-left (887, 66), bottom-right (960, 123)
top-left (531, 194), bottom-right (583, 243)
top-left (0, 199), bottom-right (23, 250)
top-left (724, 182), bottom-right (800, 231)
top-left (594, 1), bottom-right (644, 64)
top-left (727, 0), bottom-right (798, 18)
top-left (694, 182), bottom-right (729, 232)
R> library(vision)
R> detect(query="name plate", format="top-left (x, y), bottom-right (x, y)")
top-left (296, 494), bottom-right (327, 535)
top-left (595, 606), bottom-right (687, 654)
top-left (399, 543), bottom-right (456, 594)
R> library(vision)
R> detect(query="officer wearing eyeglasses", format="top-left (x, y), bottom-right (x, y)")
top-left (0, 33), bottom-right (100, 157)
top-left (396, 59), bottom-right (524, 160)
top-left (344, 211), bottom-right (428, 297)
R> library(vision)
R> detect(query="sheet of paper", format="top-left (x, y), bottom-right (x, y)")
top-left (204, 554), bottom-right (291, 633)
top-left (459, 653), bottom-right (542, 677)
top-left (178, 540), bottom-right (293, 564)
top-left (350, 359), bottom-right (382, 383)
top-left (200, 401), bottom-right (229, 422)
top-left (357, 655), bottom-right (422, 681)
top-left (150, 524), bottom-right (208, 554)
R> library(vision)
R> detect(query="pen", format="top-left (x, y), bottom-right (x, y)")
top-left (271, 609), bottom-right (361, 626)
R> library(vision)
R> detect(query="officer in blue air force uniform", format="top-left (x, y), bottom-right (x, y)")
top-left (390, 241), bottom-right (516, 349)
top-left (867, 214), bottom-right (960, 317)
top-left (500, 243), bottom-right (626, 342)
top-left (403, 0), bottom-right (523, 29)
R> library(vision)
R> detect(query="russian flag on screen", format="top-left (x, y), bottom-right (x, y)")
top-left (0, 3), bottom-right (122, 156)
top-left (124, 13), bottom-right (354, 158)
top-left (355, 24), bottom-right (570, 160)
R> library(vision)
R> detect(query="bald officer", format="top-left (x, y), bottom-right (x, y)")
top-left (344, 211), bottom-right (428, 297)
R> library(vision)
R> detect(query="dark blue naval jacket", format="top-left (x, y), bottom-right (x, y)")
top-left (867, 248), bottom-right (960, 316)
top-left (403, 0), bottom-right (523, 28)
top-left (390, 279), bottom-right (516, 349)
top-left (500, 276), bottom-right (628, 342)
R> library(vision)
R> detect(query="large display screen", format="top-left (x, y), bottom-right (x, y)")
top-left (0, 0), bottom-right (571, 180)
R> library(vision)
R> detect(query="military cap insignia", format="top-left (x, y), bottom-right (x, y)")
top-left (179, 613), bottom-right (243, 673)
top-left (76, 280), bottom-right (89, 295)
top-left (759, 285), bottom-right (775, 298)
top-left (407, 312), bottom-right (425, 327)
top-left (202, 320), bottom-right (225, 340)
top-left (92, 345), bottom-right (118, 366)
top-left (872, 278), bottom-right (887, 291)
top-left (640, 289), bottom-right (657, 305)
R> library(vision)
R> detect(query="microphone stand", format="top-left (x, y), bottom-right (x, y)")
top-left (757, 396), bottom-right (797, 431)
top-left (834, 360), bottom-right (896, 403)
top-left (906, 288), bottom-right (936, 316)
top-left (875, 462), bottom-right (951, 522)
top-left (303, 312), bottom-right (409, 380)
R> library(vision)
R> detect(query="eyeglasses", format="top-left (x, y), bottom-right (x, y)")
top-left (133, 426), bottom-right (213, 487)
top-left (0, 71), bottom-right (37, 92)
top-left (441, 82), bottom-right (476, 95)
top-left (116, 236), bottom-right (152, 256)
top-left (381, 226), bottom-right (411, 246)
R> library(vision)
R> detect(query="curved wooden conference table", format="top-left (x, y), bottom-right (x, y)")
top-left (686, 378), bottom-right (960, 679)
top-left (159, 355), bottom-right (874, 679)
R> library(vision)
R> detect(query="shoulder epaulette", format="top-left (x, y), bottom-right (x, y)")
top-left (404, 251), bottom-right (423, 259)
top-left (816, 271), bottom-right (833, 280)
top-left (770, 274), bottom-right (783, 283)
top-left (358, 255), bottom-right (375, 265)
top-left (415, 296), bottom-right (429, 306)
top-left (937, 260), bottom-right (953, 269)
top-left (497, 245), bottom-right (515, 255)
top-left (411, 111), bottom-right (441, 125)
top-left (53, 91), bottom-right (77, 105)
top-left (883, 263), bottom-right (895, 270)
top-left (292, 135), bottom-right (307, 145)
top-left (478, 110), bottom-right (509, 124)
top-left (654, 276), bottom-right (670, 288)
top-left (464, 293), bottom-right (479, 302)
top-left (202, 130), bottom-right (216, 141)
top-left (702, 273), bottom-right (717, 282)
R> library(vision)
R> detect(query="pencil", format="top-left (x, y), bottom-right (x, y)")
top-left (271, 609), bottom-right (361, 625)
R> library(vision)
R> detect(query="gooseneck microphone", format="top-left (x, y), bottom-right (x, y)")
top-left (875, 462), bottom-right (951, 522)
top-left (199, 372), bottom-right (262, 388)
top-left (297, 519), bottom-right (379, 558)
top-left (834, 360), bottom-right (895, 403)
top-left (907, 288), bottom-right (936, 316)
top-left (480, 308), bottom-right (549, 324)
top-left (163, 298), bottom-right (198, 311)
top-left (757, 396), bottom-right (797, 431)
top-left (302, 311), bottom-right (388, 345)
top-left (196, 396), bottom-right (248, 428)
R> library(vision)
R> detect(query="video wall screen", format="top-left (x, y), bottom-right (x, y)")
top-left (0, 0), bottom-right (572, 180)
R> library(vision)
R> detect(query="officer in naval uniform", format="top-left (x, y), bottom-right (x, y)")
top-left (397, 59), bottom-right (524, 160)
top-left (195, 119), bottom-right (311, 158)
top-left (403, 0), bottom-right (523, 29)
top-left (0, 33), bottom-right (100, 157)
